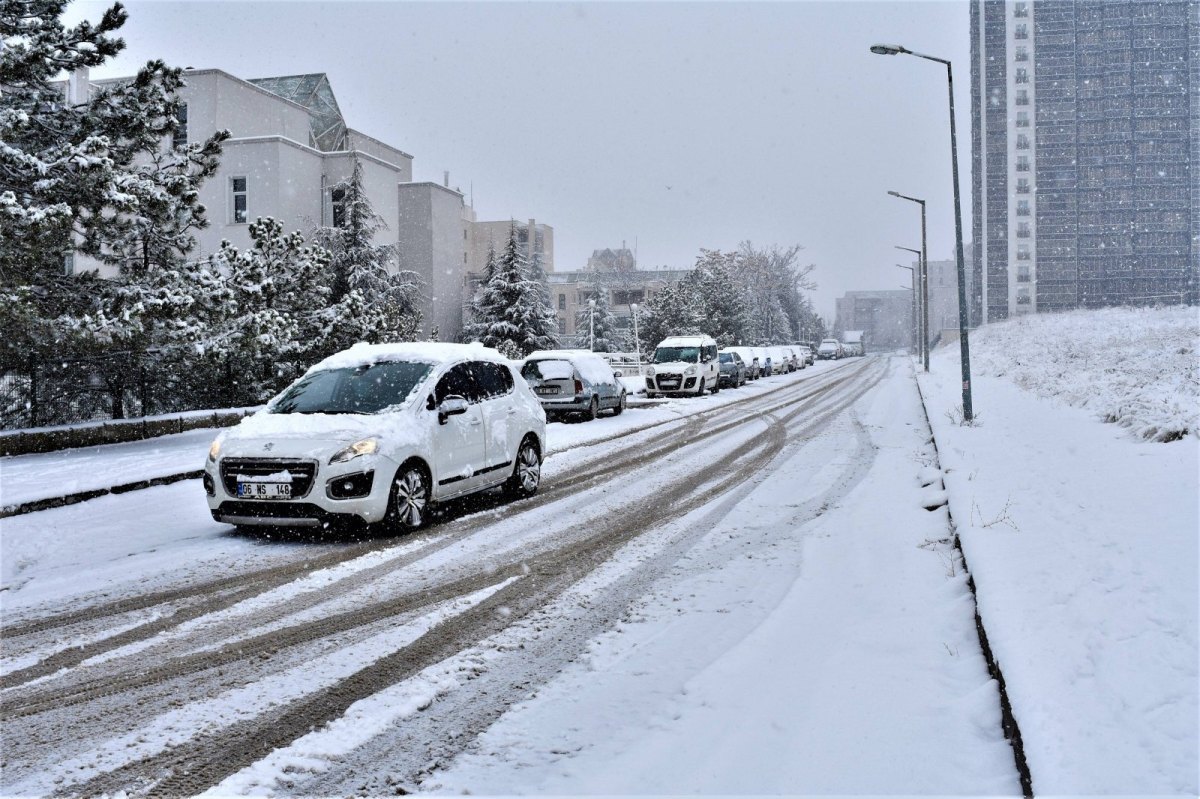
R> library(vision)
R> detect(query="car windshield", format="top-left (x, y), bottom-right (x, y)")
top-left (269, 360), bottom-right (433, 415)
top-left (654, 346), bottom-right (699, 364)
top-left (719, 353), bottom-right (734, 363)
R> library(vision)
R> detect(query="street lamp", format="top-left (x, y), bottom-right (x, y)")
top-left (871, 42), bottom-right (973, 420)
top-left (895, 264), bottom-right (918, 356)
top-left (630, 302), bottom-right (642, 376)
top-left (889, 191), bottom-right (929, 372)
top-left (588, 298), bottom-right (596, 352)
top-left (896, 244), bottom-right (928, 371)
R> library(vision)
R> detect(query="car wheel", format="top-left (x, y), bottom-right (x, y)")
top-left (696, 378), bottom-right (705, 396)
top-left (612, 392), bottom-right (626, 416)
top-left (384, 462), bottom-right (429, 534)
top-left (586, 395), bottom-right (600, 420)
top-left (504, 436), bottom-right (542, 499)
top-left (711, 379), bottom-right (720, 394)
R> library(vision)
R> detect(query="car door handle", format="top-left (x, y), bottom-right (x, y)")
top-left (469, 418), bottom-right (482, 426)
top-left (506, 408), bottom-right (518, 415)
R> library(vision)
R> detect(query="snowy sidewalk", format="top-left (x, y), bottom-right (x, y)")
top-left (919, 347), bottom-right (1198, 795)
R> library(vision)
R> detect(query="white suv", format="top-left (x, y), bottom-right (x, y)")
top-left (204, 342), bottom-right (546, 533)
top-left (645, 335), bottom-right (721, 397)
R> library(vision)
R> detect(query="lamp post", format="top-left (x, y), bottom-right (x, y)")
top-left (588, 298), bottom-right (596, 352)
top-left (872, 42), bottom-right (973, 420)
top-left (889, 191), bottom-right (929, 372)
top-left (896, 244), bottom-right (927, 371)
top-left (631, 302), bottom-right (642, 376)
top-left (896, 264), bottom-right (918, 356)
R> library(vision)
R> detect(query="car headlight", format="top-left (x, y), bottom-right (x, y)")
top-left (684, 365), bottom-right (697, 376)
top-left (330, 437), bottom-right (379, 464)
top-left (645, 366), bottom-right (655, 377)
top-left (208, 437), bottom-right (222, 462)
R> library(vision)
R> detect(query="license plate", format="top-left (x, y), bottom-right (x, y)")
top-left (660, 381), bottom-right (680, 388)
top-left (238, 482), bottom-right (292, 500)
top-left (536, 386), bottom-right (560, 395)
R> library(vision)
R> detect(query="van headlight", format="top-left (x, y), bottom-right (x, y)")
top-left (208, 437), bottom-right (222, 462)
top-left (330, 437), bottom-right (379, 464)
top-left (684, 365), bottom-right (697, 376)
top-left (645, 366), bottom-right (655, 377)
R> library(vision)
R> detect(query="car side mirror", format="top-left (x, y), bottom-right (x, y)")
top-left (613, 369), bottom-right (623, 378)
top-left (437, 395), bottom-right (469, 424)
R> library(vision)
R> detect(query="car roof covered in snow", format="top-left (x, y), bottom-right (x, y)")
top-left (309, 342), bottom-right (508, 373)
top-left (523, 349), bottom-right (607, 362)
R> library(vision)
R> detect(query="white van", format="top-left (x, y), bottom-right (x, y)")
top-left (645, 335), bottom-right (721, 397)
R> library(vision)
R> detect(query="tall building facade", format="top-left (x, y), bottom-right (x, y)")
top-left (971, 0), bottom-right (1199, 322)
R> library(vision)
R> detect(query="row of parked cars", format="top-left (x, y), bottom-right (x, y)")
top-left (203, 336), bottom-right (825, 535)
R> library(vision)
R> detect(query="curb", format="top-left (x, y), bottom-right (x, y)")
top-left (0, 470), bottom-right (203, 520)
top-left (912, 365), bottom-right (1035, 799)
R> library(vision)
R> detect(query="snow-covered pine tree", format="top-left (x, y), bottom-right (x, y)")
top-left (208, 218), bottom-right (332, 401)
top-left (461, 244), bottom-right (499, 343)
top-left (524, 251), bottom-right (560, 352)
top-left (473, 224), bottom-right (552, 357)
top-left (574, 273), bottom-right (622, 352)
top-left (682, 249), bottom-right (747, 346)
top-left (635, 279), bottom-right (703, 354)
top-left (311, 157), bottom-right (422, 353)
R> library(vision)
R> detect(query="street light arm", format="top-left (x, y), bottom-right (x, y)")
top-left (887, 190), bottom-right (925, 207)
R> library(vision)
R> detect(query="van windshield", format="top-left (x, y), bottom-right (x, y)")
top-left (654, 346), bottom-right (699, 364)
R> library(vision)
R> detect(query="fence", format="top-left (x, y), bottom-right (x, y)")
top-left (0, 352), bottom-right (250, 431)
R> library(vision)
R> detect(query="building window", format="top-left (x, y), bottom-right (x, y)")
top-left (1015, 46), bottom-right (1029, 63)
top-left (173, 103), bottom-right (188, 149)
top-left (1016, 155), bottom-right (1031, 172)
top-left (1016, 178), bottom-right (1031, 194)
top-left (1017, 245), bottom-right (1031, 261)
top-left (230, 176), bottom-right (248, 224)
top-left (1016, 133), bottom-right (1030, 150)
top-left (1015, 89), bottom-right (1030, 106)
top-left (1017, 265), bottom-right (1031, 282)
top-left (1016, 288), bottom-right (1032, 305)
top-left (1017, 222), bottom-right (1031, 238)
top-left (1013, 2), bottom-right (1029, 18)
top-left (612, 289), bottom-right (645, 306)
top-left (558, 320), bottom-right (566, 335)
top-left (1015, 67), bottom-right (1029, 85)
top-left (558, 293), bottom-right (566, 310)
top-left (1016, 199), bottom-right (1031, 216)
top-left (1016, 111), bottom-right (1030, 128)
top-left (330, 187), bottom-right (347, 228)
top-left (1014, 23), bottom-right (1029, 39)
top-left (535, 231), bottom-right (544, 253)
top-left (463, 229), bottom-right (468, 241)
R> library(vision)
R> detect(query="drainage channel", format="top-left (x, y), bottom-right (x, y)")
top-left (912, 364), bottom-right (1034, 798)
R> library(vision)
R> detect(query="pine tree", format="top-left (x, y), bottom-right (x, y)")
top-left (311, 157), bottom-right (422, 352)
top-left (574, 274), bottom-right (622, 352)
top-left (472, 224), bottom-right (551, 356)
top-left (462, 244), bottom-right (498, 343)
top-left (524, 251), bottom-right (560, 352)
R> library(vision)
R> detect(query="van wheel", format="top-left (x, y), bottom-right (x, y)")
top-left (710, 379), bottom-right (720, 394)
top-left (383, 462), bottom-right (429, 534)
top-left (504, 436), bottom-right (542, 499)
top-left (696, 378), bottom-right (705, 396)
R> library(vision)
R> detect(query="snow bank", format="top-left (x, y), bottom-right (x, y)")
top-left (965, 305), bottom-right (1198, 441)
top-left (919, 307), bottom-right (1198, 794)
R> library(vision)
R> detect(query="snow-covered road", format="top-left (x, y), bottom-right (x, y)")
top-left (0, 357), bottom-right (1023, 796)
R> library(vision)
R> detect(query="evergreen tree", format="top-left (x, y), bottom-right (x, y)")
top-left (472, 224), bottom-right (550, 356)
top-left (462, 244), bottom-right (498, 343)
top-left (574, 274), bottom-right (622, 352)
top-left (636, 280), bottom-right (703, 354)
top-left (311, 157), bottom-right (422, 353)
top-left (524, 251), bottom-right (560, 352)
top-left (681, 249), bottom-right (747, 346)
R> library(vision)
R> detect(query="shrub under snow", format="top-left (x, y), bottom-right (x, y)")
top-left (963, 305), bottom-right (1198, 442)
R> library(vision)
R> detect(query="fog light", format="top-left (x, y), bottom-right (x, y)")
top-left (203, 472), bottom-right (215, 496)
top-left (327, 471), bottom-right (375, 500)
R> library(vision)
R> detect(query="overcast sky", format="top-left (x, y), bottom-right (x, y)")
top-left (67, 0), bottom-right (972, 320)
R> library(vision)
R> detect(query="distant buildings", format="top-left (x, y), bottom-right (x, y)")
top-left (68, 68), bottom-right (550, 343)
top-left (970, 0), bottom-right (1199, 321)
top-left (833, 290), bottom-right (911, 350)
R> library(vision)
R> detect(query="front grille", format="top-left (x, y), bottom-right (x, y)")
top-left (654, 373), bottom-right (682, 390)
top-left (219, 458), bottom-right (318, 498)
top-left (216, 501), bottom-right (326, 520)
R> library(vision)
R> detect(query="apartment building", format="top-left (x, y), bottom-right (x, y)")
top-left (833, 290), bottom-right (911, 350)
top-left (970, 0), bottom-right (1199, 321)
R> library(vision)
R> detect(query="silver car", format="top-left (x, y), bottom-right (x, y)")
top-left (521, 350), bottom-right (627, 421)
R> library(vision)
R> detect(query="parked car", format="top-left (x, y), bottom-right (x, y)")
top-left (521, 350), bottom-right (626, 421)
top-left (718, 349), bottom-right (748, 388)
top-left (771, 346), bottom-right (794, 373)
top-left (755, 346), bottom-right (775, 377)
top-left (785, 346), bottom-right (806, 370)
top-left (646, 335), bottom-right (721, 396)
top-left (797, 345), bottom-right (815, 366)
top-left (817, 338), bottom-right (844, 360)
top-left (725, 346), bottom-right (761, 380)
top-left (204, 342), bottom-right (546, 534)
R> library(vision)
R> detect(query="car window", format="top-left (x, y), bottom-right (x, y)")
top-left (270, 360), bottom-right (433, 415)
top-left (475, 361), bottom-right (514, 398)
top-left (435, 362), bottom-right (483, 404)
top-left (522, 359), bottom-right (574, 381)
